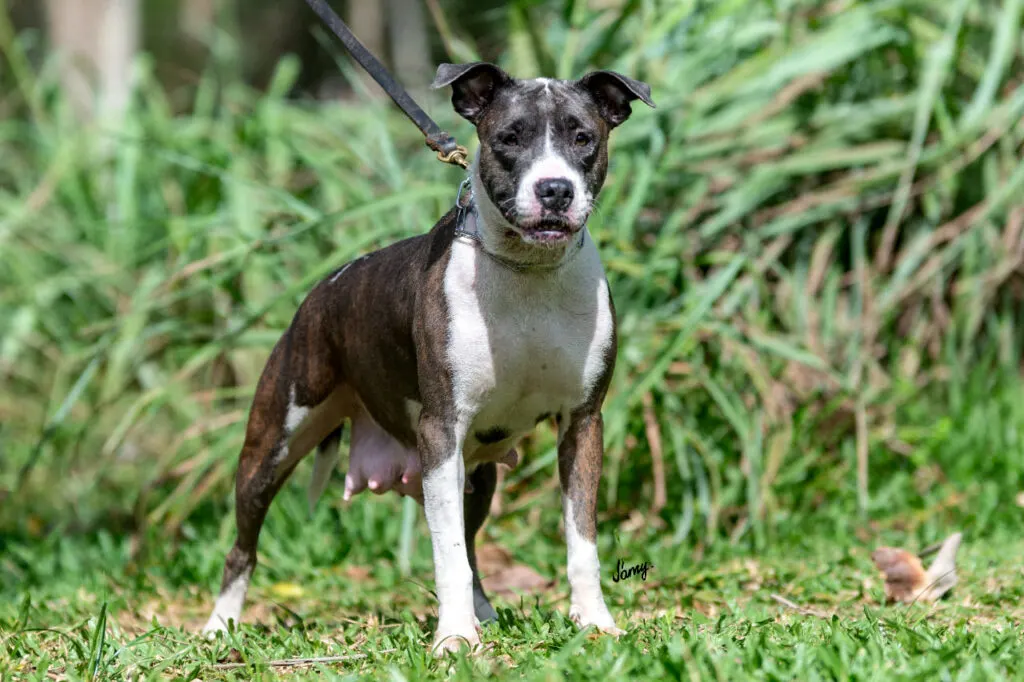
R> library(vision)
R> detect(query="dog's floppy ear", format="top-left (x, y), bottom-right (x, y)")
top-left (432, 62), bottom-right (512, 124)
top-left (578, 71), bottom-right (655, 128)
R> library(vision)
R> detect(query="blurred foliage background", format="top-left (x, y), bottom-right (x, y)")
top-left (0, 0), bottom-right (1022, 569)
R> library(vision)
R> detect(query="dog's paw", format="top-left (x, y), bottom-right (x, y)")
top-left (569, 604), bottom-right (625, 637)
top-left (200, 616), bottom-right (230, 639)
top-left (431, 619), bottom-right (482, 656)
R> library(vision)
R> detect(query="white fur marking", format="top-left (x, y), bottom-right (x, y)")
top-left (444, 231), bottom-right (613, 462)
top-left (470, 160), bottom-right (583, 267)
top-left (581, 277), bottom-right (614, 399)
top-left (563, 498), bottom-right (617, 630)
top-left (202, 567), bottom-right (252, 636)
top-left (515, 123), bottom-right (590, 225)
top-left (441, 176), bottom-right (617, 646)
top-left (285, 385), bottom-right (309, 434)
top-left (444, 246), bottom-right (495, 417)
top-left (422, 444), bottom-right (479, 651)
top-left (329, 260), bottom-right (354, 284)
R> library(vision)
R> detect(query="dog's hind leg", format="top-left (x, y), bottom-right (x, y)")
top-left (202, 324), bottom-right (342, 636)
top-left (308, 425), bottom-right (344, 514)
top-left (464, 462), bottom-right (499, 624)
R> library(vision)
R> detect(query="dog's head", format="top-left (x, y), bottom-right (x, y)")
top-left (433, 63), bottom-right (654, 253)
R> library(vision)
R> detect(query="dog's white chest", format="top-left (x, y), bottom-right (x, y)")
top-left (443, 235), bottom-right (613, 453)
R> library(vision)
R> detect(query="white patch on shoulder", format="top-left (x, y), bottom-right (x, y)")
top-left (444, 245), bottom-right (496, 417)
top-left (202, 566), bottom-right (252, 636)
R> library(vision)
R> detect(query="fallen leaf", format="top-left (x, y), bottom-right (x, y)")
top-left (344, 565), bottom-right (372, 581)
top-left (870, 548), bottom-right (927, 602)
top-left (482, 565), bottom-right (553, 597)
top-left (476, 544), bottom-right (553, 598)
top-left (619, 509), bottom-right (648, 533)
top-left (871, 532), bottom-right (962, 604)
top-left (476, 544), bottom-right (514, 575)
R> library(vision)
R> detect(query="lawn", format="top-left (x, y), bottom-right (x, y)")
top-left (4, 375), bottom-right (1024, 680)
top-left (3, 488), bottom-right (1024, 680)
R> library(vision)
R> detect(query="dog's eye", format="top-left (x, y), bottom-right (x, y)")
top-left (499, 132), bottom-right (519, 146)
top-left (574, 132), bottom-right (592, 147)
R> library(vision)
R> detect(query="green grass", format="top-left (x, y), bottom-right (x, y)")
top-left (2, 0), bottom-right (1024, 678)
top-left (3, 372), bottom-right (1023, 680)
top-left (3, 502), bottom-right (1024, 680)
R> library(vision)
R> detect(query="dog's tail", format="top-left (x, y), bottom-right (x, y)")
top-left (307, 425), bottom-right (344, 514)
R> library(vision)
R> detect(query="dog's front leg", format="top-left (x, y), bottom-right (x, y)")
top-left (558, 409), bottom-right (624, 635)
top-left (419, 413), bottom-right (480, 654)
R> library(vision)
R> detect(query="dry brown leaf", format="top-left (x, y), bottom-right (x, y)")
top-left (870, 548), bottom-right (928, 602)
top-left (871, 532), bottom-right (962, 604)
top-left (482, 565), bottom-right (554, 598)
top-left (477, 544), bottom-right (554, 598)
top-left (344, 565), bottom-right (372, 581)
top-left (476, 544), bottom-right (514, 574)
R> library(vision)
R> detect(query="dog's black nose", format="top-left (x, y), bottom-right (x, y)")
top-left (535, 179), bottom-right (574, 212)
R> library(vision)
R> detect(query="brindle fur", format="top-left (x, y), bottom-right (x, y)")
top-left (207, 62), bottom-right (653, 647)
top-left (213, 210), bottom-right (459, 606)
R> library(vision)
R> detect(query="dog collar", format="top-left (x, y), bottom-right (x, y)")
top-left (452, 179), bottom-right (586, 272)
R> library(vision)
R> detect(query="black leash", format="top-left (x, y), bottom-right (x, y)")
top-left (302, 0), bottom-right (469, 169)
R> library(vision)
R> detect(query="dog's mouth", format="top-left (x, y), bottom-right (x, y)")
top-left (502, 212), bottom-right (579, 245)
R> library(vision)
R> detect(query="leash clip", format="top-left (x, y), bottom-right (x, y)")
top-left (454, 178), bottom-right (472, 228)
top-left (437, 146), bottom-right (470, 169)
top-left (428, 131), bottom-right (470, 170)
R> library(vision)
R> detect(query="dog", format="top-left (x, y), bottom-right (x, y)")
top-left (201, 61), bottom-right (654, 654)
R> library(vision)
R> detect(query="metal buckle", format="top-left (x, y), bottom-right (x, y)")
top-left (454, 178), bottom-right (471, 208)
top-left (454, 179), bottom-right (473, 236)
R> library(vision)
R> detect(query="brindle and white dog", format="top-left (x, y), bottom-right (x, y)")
top-left (201, 62), bottom-right (654, 654)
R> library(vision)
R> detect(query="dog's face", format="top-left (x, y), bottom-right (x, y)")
top-left (433, 64), bottom-right (654, 248)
